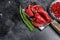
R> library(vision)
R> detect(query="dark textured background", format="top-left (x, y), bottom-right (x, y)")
top-left (0, 0), bottom-right (60, 40)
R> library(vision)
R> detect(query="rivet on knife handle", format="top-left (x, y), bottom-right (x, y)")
top-left (51, 20), bottom-right (60, 34)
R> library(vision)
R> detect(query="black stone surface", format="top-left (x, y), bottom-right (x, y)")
top-left (0, 0), bottom-right (60, 40)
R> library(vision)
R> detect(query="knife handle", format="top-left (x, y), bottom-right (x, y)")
top-left (51, 20), bottom-right (60, 34)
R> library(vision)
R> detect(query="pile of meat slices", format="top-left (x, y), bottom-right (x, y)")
top-left (25, 4), bottom-right (51, 27)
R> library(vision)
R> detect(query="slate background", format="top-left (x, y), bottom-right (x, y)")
top-left (0, 0), bottom-right (60, 40)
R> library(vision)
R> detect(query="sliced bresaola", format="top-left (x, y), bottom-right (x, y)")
top-left (32, 21), bottom-right (45, 27)
top-left (38, 10), bottom-right (51, 23)
top-left (25, 4), bottom-right (34, 17)
top-left (31, 17), bottom-right (45, 27)
top-left (31, 5), bottom-right (44, 13)
top-left (34, 13), bottom-right (46, 24)
top-left (25, 4), bottom-right (51, 27)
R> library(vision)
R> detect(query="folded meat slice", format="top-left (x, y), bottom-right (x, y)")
top-left (34, 13), bottom-right (46, 24)
top-left (31, 13), bottom-right (47, 27)
top-left (31, 5), bottom-right (44, 13)
top-left (32, 21), bottom-right (45, 27)
top-left (38, 10), bottom-right (51, 23)
top-left (25, 4), bottom-right (34, 17)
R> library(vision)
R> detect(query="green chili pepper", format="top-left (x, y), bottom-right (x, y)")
top-left (20, 6), bottom-right (34, 32)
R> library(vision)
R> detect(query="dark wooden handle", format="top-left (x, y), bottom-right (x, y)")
top-left (51, 20), bottom-right (60, 34)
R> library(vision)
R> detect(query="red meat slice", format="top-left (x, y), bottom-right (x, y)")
top-left (34, 13), bottom-right (46, 24)
top-left (31, 5), bottom-right (44, 13)
top-left (38, 10), bottom-right (51, 23)
top-left (32, 21), bottom-right (45, 27)
top-left (25, 5), bottom-right (34, 17)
